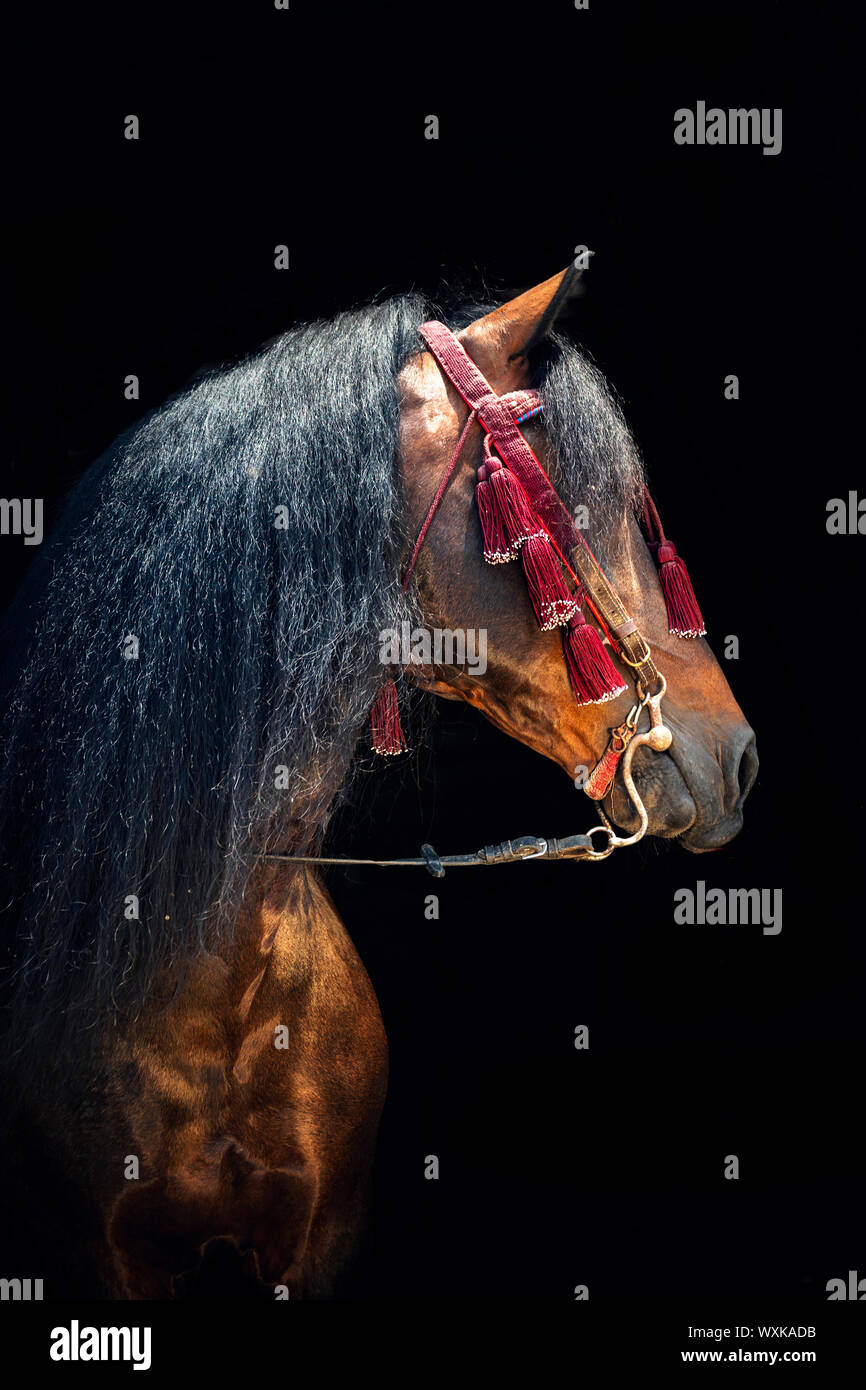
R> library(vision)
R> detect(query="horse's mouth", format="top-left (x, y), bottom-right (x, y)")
top-left (601, 748), bottom-right (698, 841)
top-left (600, 741), bottom-right (751, 851)
top-left (678, 811), bottom-right (745, 851)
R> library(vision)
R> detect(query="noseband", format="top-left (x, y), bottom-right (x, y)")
top-left (264, 322), bottom-right (707, 875)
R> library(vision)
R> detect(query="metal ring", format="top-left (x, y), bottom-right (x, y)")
top-left (582, 825), bottom-right (616, 860)
top-left (585, 825), bottom-right (611, 845)
top-left (636, 671), bottom-right (667, 704)
top-left (617, 637), bottom-right (653, 670)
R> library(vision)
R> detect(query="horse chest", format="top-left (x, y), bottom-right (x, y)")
top-left (103, 872), bottom-right (387, 1295)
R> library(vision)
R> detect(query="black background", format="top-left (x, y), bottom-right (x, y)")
top-left (3, 0), bottom-right (864, 1305)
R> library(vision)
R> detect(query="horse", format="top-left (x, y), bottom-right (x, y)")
top-left (0, 266), bottom-right (757, 1298)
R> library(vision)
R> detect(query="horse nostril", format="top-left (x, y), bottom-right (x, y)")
top-left (735, 735), bottom-right (759, 806)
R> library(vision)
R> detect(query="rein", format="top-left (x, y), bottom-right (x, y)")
top-left (263, 675), bottom-right (669, 874)
top-left (263, 320), bottom-right (708, 875)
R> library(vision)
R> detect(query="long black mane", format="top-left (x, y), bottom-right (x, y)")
top-left (0, 296), bottom-right (428, 1058)
top-left (0, 290), bottom-right (643, 1066)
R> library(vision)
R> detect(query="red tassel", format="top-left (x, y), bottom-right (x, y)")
top-left (640, 490), bottom-right (706, 638)
top-left (656, 542), bottom-right (706, 638)
top-left (371, 676), bottom-right (407, 755)
top-left (476, 448), bottom-right (543, 564)
top-left (519, 533), bottom-right (580, 630)
top-left (563, 609), bottom-right (628, 705)
top-left (475, 462), bottom-right (514, 564)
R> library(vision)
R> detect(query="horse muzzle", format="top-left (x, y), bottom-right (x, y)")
top-left (603, 723), bottom-right (758, 851)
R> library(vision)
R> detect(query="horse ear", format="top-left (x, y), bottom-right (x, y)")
top-left (458, 261), bottom-right (589, 392)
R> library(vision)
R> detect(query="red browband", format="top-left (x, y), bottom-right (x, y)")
top-left (370, 321), bottom-right (704, 755)
top-left (417, 321), bottom-right (590, 574)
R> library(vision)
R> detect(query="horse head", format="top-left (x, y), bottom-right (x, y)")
top-left (397, 269), bottom-right (757, 851)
